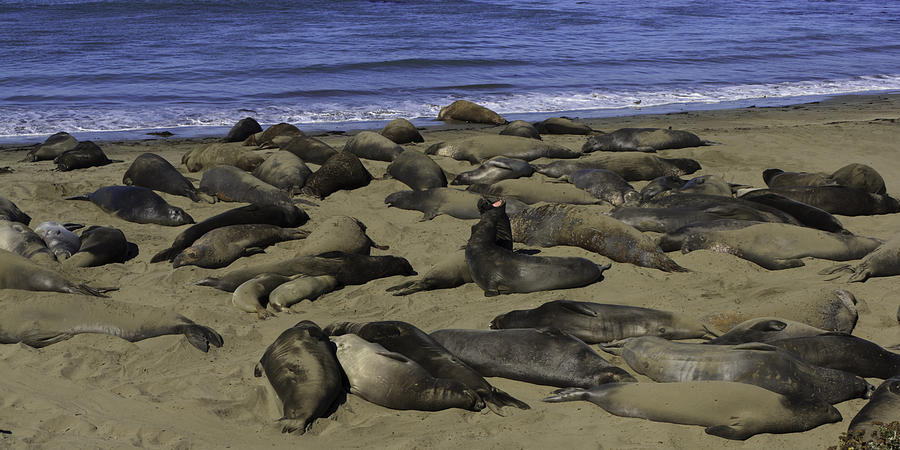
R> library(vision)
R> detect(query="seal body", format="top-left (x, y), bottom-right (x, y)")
top-left (70, 186), bottom-right (194, 226)
top-left (535, 117), bottom-right (594, 135)
top-left (582, 128), bottom-right (707, 152)
top-left (534, 153), bottom-right (701, 181)
top-left (437, 100), bottom-right (506, 125)
top-left (0, 219), bottom-right (56, 263)
top-left (0, 249), bottom-right (105, 296)
top-left (450, 156), bottom-right (533, 186)
top-left (123, 152), bottom-right (213, 203)
top-left (280, 136), bottom-right (337, 165)
top-left (831, 163), bottom-right (886, 194)
top-left (66, 225), bottom-right (135, 267)
top-left (297, 216), bottom-right (384, 256)
top-left (847, 234), bottom-right (900, 282)
top-left (385, 188), bottom-right (483, 220)
top-left (467, 179), bottom-right (603, 205)
top-left (172, 224), bottom-right (308, 269)
top-left (848, 377), bottom-right (900, 436)
top-left (54, 141), bottom-right (117, 171)
top-left (224, 117), bottom-right (262, 142)
top-left (567, 169), bottom-right (640, 206)
top-left (251, 123), bottom-right (304, 148)
top-left (232, 273), bottom-right (295, 319)
top-left (768, 333), bottom-right (900, 379)
top-left (386, 250), bottom-right (472, 296)
top-left (386, 150), bottom-right (447, 190)
top-left (499, 120), bottom-right (541, 139)
top-left (706, 317), bottom-right (835, 345)
top-left (0, 196), bottom-right (31, 225)
top-left (199, 165), bottom-right (294, 207)
top-left (34, 221), bottom-right (80, 260)
top-left (379, 118), bottom-right (423, 144)
top-left (268, 275), bottom-right (339, 311)
top-left (299, 152), bottom-right (373, 199)
top-left (182, 142), bottom-right (266, 172)
top-left (24, 131), bottom-right (78, 162)
top-left (342, 131), bottom-right (404, 162)
top-left (426, 135), bottom-right (579, 163)
top-left (740, 191), bottom-right (845, 233)
top-left (763, 185), bottom-right (900, 216)
top-left (251, 151), bottom-right (312, 194)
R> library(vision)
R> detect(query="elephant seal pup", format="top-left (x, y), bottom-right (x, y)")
top-left (511, 203), bottom-right (686, 272)
top-left (534, 117), bottom-right (594, 135)
top-left (759, 185), bottom-right (900, 216)
top-left (331, 334), bottom-right (481, 411)
top-left (831, 163), bottom-right (886, 195)
top-left (385, 188), bottom-right (524, 220)
top-left (224, 117), bottom-right (262, 143)
top-left (54, 141), bottom-right (119, 171)
top-left (490, 300), bottom-right (709, 344)
top-left (379, 118), bottom-right (423, 144)
top-left (172, 224), bottom-right (309, 269)
top-left (65, 226), bottom-right (137, 268)
top-left (616, 336), bottom-right (873, 404)
top-left (844, 234), bottom-right (900, 282)
top-left (232, 273), bottom-right (295, 319)
top-left (123, 153), bottom-right (215, 203)
top-left (0, 294), bottom-right (223, 351)
top-left (0, 220), bottom-right (56, 263)
top-left (0, 196), bottom-right (31, 225)
top-left (326, 321), bottom-right (528, 413)
top-left (0, 249), bottom-right (107, 296)
top-left (543, 381), bottom-right (841, 441)
top-left (199, 165), bottom-right (294, 207)
top-left (582, 127), bottom-right (708, 152)
top-left (386, 250), bottom-right (472, 296)
top-left (430, 328), bottom-right (636, 388)
top-left (342, 131), bottom-right (404, 162)
top-left (534, 153), bottom-right (701, 181)
top-left (181, 142), bottom-right (266, 172)
top-left (297, 216), bottom-right (387, 256)
top-left (467, 199), bottom-right (610, 296)
top-left (437, 99), bottom-right (506, 125)
top-left (680, 222), bottom-right (883, 270)
top-left (151, 203), bottom-right (309, 263)
top-left (386, 149), bottom-right (447, 190)
top-left (34, 221), bottom-right (80, 260)
top-left (251, 151), bottom-right (312, 194)
top-left (565, 169), bottom-right (640, 206)
top-left (706, 317), bottom-right (835, 345)
top-left (23, 131), bottom-right (78, 162)
top-left (68, 186), bottom-right (194, 226)
top-left (848, 377), bottom-right (900, 437)
top-left (450, 156), bottom-right (533, 186)
top-left (426, 135), bottom-right (579, 164)
top-left (739, 191), bottom-right (846, 233)
top-left (298, 152), bottom-right (373, 199)
top-left (467, 179), bottom-right (603, 205)
top-left (254, 321), bottom-right (344, 434)
top-left (499, 120), bottom-right (541, 139)
top-left (280, 136), bottom-right (338, 165)
top-left (768, 333), bottom-right (900, 379)
top-left (268, 275), bottom-right (339, 311)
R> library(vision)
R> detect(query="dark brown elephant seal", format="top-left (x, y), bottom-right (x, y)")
top-left (0, 294), bottom-right (222, 351)
top-left (386, 149), bottom-right (447, 190)
top-left (430, 328), bottom-right (636, 388)
top-left (0, 219), bottom-right (56, 263)
top-left (491, 300), bottom-right (709, 344)
top-left (582, 128), bottom-right (708, 152)
top-left (566, 169), bottom-right (640, 206)
top-left (0, 249), bottom-right (108, 296)
top-left (123, 152), bottom-right (215, 203)
top-left (252, 151), bottom-right (312, 194)
top-left (299, 152), bottom-right (373, 199)
top-left (543, 382), bottom-right (841, 441)
top-left (0, 196), bottom-right (31, 225)
top-left (768, 333), bottom-right (900, 379)
top-left (68, 186), bottom-right (194, 226)
top-left (437, 99), bottom-right (506, 125)
top-left (172, 224), bottom-right (309, 269)
top-left (54, 141), bottom-right (120, 171)
top-left (65, 226), bottom-right (137, 268)
top-left (247, 122), bottom-right (304, 148)
top-left (342, 131), bottom-right (404, 162)
top-left (331, 334), bottom-right (481, 411)
top-left (510, 203), bottom-right (686, 272)
top-left (224, 117), bottom-right (262, 143)
top-left (831, 163), bottom-right (886, 194)
top-left (254, 321), bottom-right (344, 434)
top-left (426, 134), bottom-right (579, 163)
top-left (181, 142), bottom-right (266, 172)
top-left (326, 320), bottom-right (529, 414)
top-left (297, 216), bottom-right (386, 256)
top-left (533, 152), bottom-right (701, 181)
top-left (379, 118), bottom-right (423, 144)
top-left (534, 117), bottom-right (594, 135)
top-left (199, 165), bottom-right (293, 207)
top-left (739, 190), bottom-right (846, 233)
top-left (759, 185), bottom-right (900, 216)
top-left (23, 131), bottom-right (78, 162)
top-left (279, 136), bottom-right (338, 165)
top-left (499, 120), bottom-right (541, 139)
top-left (848, 377), bottom-right (900, 437)
top-left (762, 168), bottom-right (836, 188)
top-left (450, 156), bottom-right (533, 186)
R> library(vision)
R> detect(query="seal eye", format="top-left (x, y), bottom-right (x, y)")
top-left (657, 326), bottom-right (667, 335)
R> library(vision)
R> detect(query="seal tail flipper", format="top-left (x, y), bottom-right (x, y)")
top-left (705, 425), bottom-right (752, 441)
top-left (65, 195), bottom-right (91, 201)
top-left (279, 418), bottom-right (309, 435)
top-left (66, 284), bottom-right (112, 297)
top-left (151, 247), bottom-right (179, 263)
top-left (701, 324), bottom-right (721, 339)
top-left (542, 387), bottom-right (590, 403)
top-left (178, 324), bottom-right (224, 352)
top-left (847, 266), bottom-right (871, 283)
top-left (192, 277), bottom-right (220, 287)
top-left (21, 331), bottom-right (74, 348)
top-left (484, 388), bottom-right (530, 415)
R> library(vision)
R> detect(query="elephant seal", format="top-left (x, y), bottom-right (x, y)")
top-left (640, 175), bottom-right (689, 201)
top-left (342, 131), bottom-right (404, 162)
top-left (679, 222), bottom-right (883, 270)
top-left (65, 226), bottom-right (137, 267)
top-left (250, 123), bottom-right (304, 148)
top-left (467, 179), bottom-right (603, 205)
top-left (543, 382), bottom-right (841, 440)
top-left (181, 142), bottom-right (266, 172)
top-left (68, 186), bottom-right (194, 226)
top-left (510, 203), bottom-right (687, 272)
top-left (385, 188), bottom-right (528, 220)
top-left (437, 100), bottom-right (506, 125)
top-left (0, 294), bottom-right (223, 351)
top-left (54, 141), bottom-right (119, 171)
top-left (427, 135), bottom-right (580, 164)
top-left (643, 193), bottom-right (802, 225)
top-left (466, 199), bottom-right (610, 296)
top-left (763, 168), bottom-right (835, 188)
top-left (331, 334), bottom-right (481, 412)
top-left (224, 117), bottom-right (262, 143)
top-left (565, 169), bottom-right (640, 206)
top-left (297, 216), bottom-right (386, 256)
top-left (705, 288), bottom-right (860, 335)
top-left (0, 249), bottom-right (107, 296)
top-left (843, 234), bottom-right (900, 282)
top-left (499, 120), bottom-right (541, 139)
top-left (430, 328), bottom-right (636, 388)
top-left (534, 117), bottom-right (594, 135)
top-left (123, 152), bottom-right (215, 203)
top-left (615, 336), bottom-right (873, 404)
top-left (848, 377), bottom-right (900, 437)
top-left (268, 275), bottom-right (339, 311)
top-left (172, 224), bottom-right (309, 269)
top-left (251, 151), bottom-right (312, 194)
top-left (325, 321), bottom-right (528, 414)
top-left (254, 321), bottom-right (344, 434)
top-left (298, 151), bottom-right (373, 199)
top-left (657, 219), bottom-right (763, 251)
top-left (0, 196), bottom-right (31, 225)
top-left (706, 317), bottom-right (835, 345)
top-left (232, 273), bottom-right (296, 319)
top-left (199, 165), bottom-right (294, 207)
top-left (23, 131), bottom-right (78, 162)
top-left (533, 153), bottom-right (701, 181)
top-left (379, 118), bottom-right (423, 144)
top-left (280, 136), bottom-right (338, 165)
top-left (386, 149), bottom-right (447, 190)
top-left (768, 333), bottom-right (900, 379)
top-left (608, 207), bottom-right (745, 234)
top-left (831, 163), bottom-right (886, 194)
top-left (386, 250), bottom-right (472, 296)
top-left (0, 220), bottom-right (56, 263)
top-left (676, 175), bottom-right (732, 197)
top-left (582, 127), bottom-right (708, 152)
top-left (150, 203), bottom-right (308, 263)
top-left (739, 191), bottom-right (846, 233)
top-left (758, 185), bottom-right (900, 216)
top-left (34, 221), bottom-right (80, 260)
top-left (490, 300), bottom-right (709, 344)
top-left (450, 156), bottom-right (533, 186)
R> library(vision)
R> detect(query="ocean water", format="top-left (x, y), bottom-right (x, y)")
top-left (1, 0), bottom-right (899, 142)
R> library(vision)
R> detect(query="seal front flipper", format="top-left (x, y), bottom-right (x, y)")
top-left (542, 387), bottom-right (590, 403)
top-left (177, 323), bottom-right (224, 352)
top-left (278, 417), bottom-right (310, 435)
top-left (484, 387), bottom-right (530, 414)
top-left (705, 424), bottom-right (752, 441)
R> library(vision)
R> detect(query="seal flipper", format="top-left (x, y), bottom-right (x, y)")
top-left (484, 387), bottom-right (530, 414)
top-left (66, 284), bottom-right (111, 297)
top-left (556, 300), bottom-right (600, 317)
top-left (178, 323), bottom-right (224, 352)
top-left (542, 387), bottom-right (590, 403)
top-left (151, 247), bottom-right (180, 263)
top-left (705, 424), bottom-right (752, 441)
top-left (20, 331), bottom-right (74, 348)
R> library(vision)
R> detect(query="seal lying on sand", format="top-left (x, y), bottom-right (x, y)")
top-left (34, 221), bottom-right (81, 260)
top-left (753, 185), bottom-right (900, 216)
top-left (172, 224), bottom-right (309, 269)
top-left (426, 135), bottom-right (579, 163)
top-left (299, 152), bottom-right (373, 199)
top-left (0, 196), bottom-right (31, 225)
top-left (385, 188), bottom-right (527, 220)
top-left (767, 333), bottom-right (900, 379)
top-left (450, 156), bottom-right (533, 186)
top-left (0, 249), bottom-right (110, 296)
top-left (848, 377), bottom-right (900, 437)
top-left (582, 128), bottom-right (709, 152)
top-left (705, 317), bottom-right (836, 345)
top-left (65, 225), bottom-right (137, 267)
top-left (182, 142), bottom-right (266, 172)
top-left (343, 131), bottom-right (404, 162)
top-left (0, 219), bottom-right (57, 263)
top-left (68, 186), bottom-right (194, 226)
top-left (123, 152), bottom-right (215, 203)
top-left (835, 234), bottom-right (900, 282)
top-left (437, 100), bottom-right (506, 125)
top-left (297, 216), bottom-right (387, 256)
top-left (386, 250), bottom-right (472, 296)
top-left (251, 151), bottom-right (312, 194)
top-left (23, 131), bottom-right (78, 162)
top-left (533, 153), bottom-right (701, 181)
top-left (386, 149), bottom-right (447, 190)
top-left (199, 165), bottom-right (294, 207)
top-left (54, 141), bottom-right (119, 171)
top-left (379, 118), bottom-right (423, 144)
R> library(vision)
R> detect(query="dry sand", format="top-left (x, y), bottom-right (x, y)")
top-left (1, 93), bottom-right (899, 449)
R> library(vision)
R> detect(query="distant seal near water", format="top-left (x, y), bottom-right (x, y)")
top-left (490, 300), bottom-right (710, 344)
top-left (123, 152), bottom-right (215, 203)
top-left (450, 156), bottom-right (533, 186)
top-left (199, 165), bottom-right (294, 207)
top-left (379, 118), bottom-right (424, 144)
top-left (342, 131), bottom-right (404, 162)
top-left (430, 328), bottom-right (636, 388)
top-left (426, 135), bottom-right (580, 163)
top-left (0, 219), bottom-right (56, 263)
top-left (499, 120), bottom-right (541, 139)
top-left (182, 142), bottom-right (266, 172)
top-left (565, 169), bottom-right (640, 206)
top-left (172, 224), bottom-right (309, 269)
top-left (385, 149), bottom-right (447, 190)
top-left (0, 249), bottom-right (108, 296)
top-left (34, 221), bottom-right (80, 260)
top-left (533, 152), bottom-right (701, 181)
top-left (331, 333), bottom-right (481, 411)
top-left (0, 294), bottom-right (223, 351)
top-left (0, 196), bottom-right (31, 225)
top-left (543, 381), bottom-right (842, 441)
top-left (535, 117), bottom-right (595, 135)
top-left (299, 151), bottom-right (373, 199)
top-left (249, 122), bottom-right (304, 148)
top-left (23, 131), bottom-right (78, 162)
top-left (251, 151), bottom-right (312, 194)
top-left (67, 186), bottom-right (194, 226)
top-left (582, 127), bottom-right (708, 152)
top-left (54, 141), bottom-right (119, 171)
top-left (280, 136), bottom-right (338, 165)
top-left (848, 376), bottom-right (900, 437)
top-left (65, 225), bottom-right (137, 268)
top-left (225, 117), bottom-right (262, 143)
top-left (254, 321), bottom-right (344, 434)
top-left (437, 100), bottom-right (507, 125)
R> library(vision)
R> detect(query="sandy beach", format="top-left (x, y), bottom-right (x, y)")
top-left (1, 93), bottom-right (899, 449)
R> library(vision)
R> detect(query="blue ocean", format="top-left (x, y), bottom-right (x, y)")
top-left (1, 0), bottom-right (899, 142)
